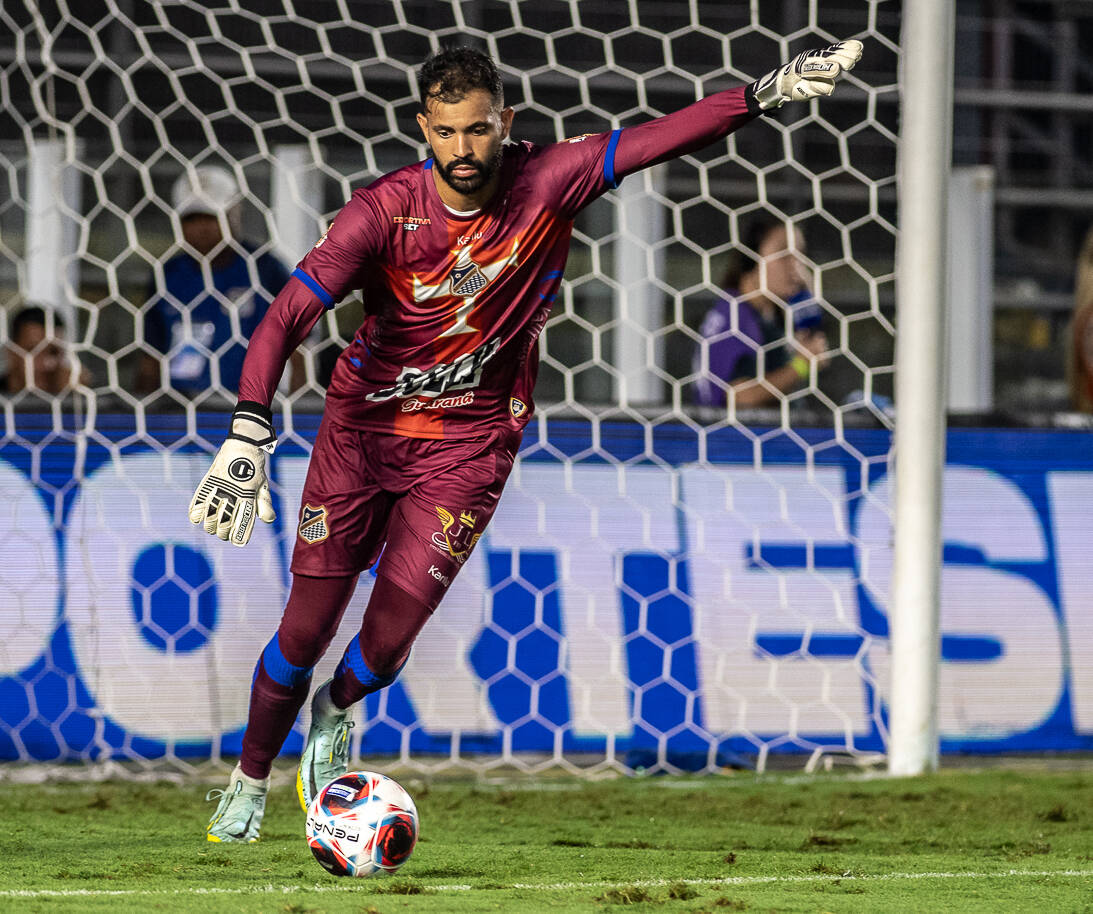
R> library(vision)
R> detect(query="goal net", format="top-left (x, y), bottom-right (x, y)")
top-left (0, 1), bottom-right (899, 777)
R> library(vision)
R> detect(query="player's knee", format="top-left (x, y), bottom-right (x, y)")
top-left (259, 632), bottom-right (314, 689)
top-left (338, 634), bottom-right (407, 690)
top-left (276, 622), bottom-right (334, 670)
top-left (361, 643), bottom-right (411, 680)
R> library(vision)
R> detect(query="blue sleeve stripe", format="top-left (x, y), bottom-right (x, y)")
top-left (603, 129), bottom-right (622, 189)
top-left (292, 268), bottom-right (335, 309)
top-left (261, 634), bottom-right (313, 688)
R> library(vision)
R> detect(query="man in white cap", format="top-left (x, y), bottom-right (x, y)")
top-left (138, 164), bottom-right (300, 397)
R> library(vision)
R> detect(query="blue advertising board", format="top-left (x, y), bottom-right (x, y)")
top-left (1, 412), bottom-right (1092, 765)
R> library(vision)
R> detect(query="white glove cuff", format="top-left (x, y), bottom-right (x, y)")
top-left (229, 401), bottom-right (277, 454)
top-left (749, 67), bottom-right (788, 111)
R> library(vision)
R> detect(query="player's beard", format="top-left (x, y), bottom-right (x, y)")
top-left (434, 144), bottom-right (504, 196)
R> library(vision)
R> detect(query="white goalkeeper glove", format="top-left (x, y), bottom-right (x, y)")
top-left (188, 401), bottom-right (277, 547)
top-left (749, 39), bottom-right (863, 111)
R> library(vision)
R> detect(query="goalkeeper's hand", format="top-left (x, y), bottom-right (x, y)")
top-left (749, 39), bottom-right (863, 111)
top-left (188, 401), bottom-right (277, 547)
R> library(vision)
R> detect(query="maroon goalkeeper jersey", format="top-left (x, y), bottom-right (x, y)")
top-left (238, 87), bottom-right (758, 439)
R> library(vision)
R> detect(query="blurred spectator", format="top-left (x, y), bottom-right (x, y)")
top-left (137, 165), bottom-right (304, 397)
top-left (692, 217), bottom-right (828, 409)
top-left (1069, 225), bottom-right (1093, 412)
top-left (2, 306), bottom-right (88, 396)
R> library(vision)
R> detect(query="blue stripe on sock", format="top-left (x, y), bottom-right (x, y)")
top-left (261, 634), bottom-right (313, 688)
top-left (335, 634), bottom-right (404, 692)
top-left (291, 268), bottom-right (335, 309)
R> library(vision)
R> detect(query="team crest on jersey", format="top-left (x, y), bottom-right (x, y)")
top-left (431, 506), bottom-right (482, 564)
top-left (449, 261), bottom-right (489, 297)
top-left (413, 239), bottom-right (520, 338)
top-left (298, 504), bottom-right (329, 544)
top-left (509, 397), bottom-right (527, 419)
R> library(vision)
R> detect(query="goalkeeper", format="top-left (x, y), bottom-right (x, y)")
top-left (199, 40), bottom-right (862, 842)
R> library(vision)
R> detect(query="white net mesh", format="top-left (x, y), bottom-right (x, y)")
top-left (0, 1), bottom-right (899, 776)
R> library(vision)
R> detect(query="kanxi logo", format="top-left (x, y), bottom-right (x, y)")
top-left (427, 564), bottom-right (451, 587)
top-left (228, 457), bottom-right (255, 482)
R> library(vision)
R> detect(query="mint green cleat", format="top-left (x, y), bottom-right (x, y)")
top-left (297, 680), bottom-right (355, 811)
top-left (206, 766), bottom-right (268, 843)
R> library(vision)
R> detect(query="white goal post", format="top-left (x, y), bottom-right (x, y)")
top-left (889, 0), bottom-right (954, 777)
top-left (0, 2), bottom-right (939, 779)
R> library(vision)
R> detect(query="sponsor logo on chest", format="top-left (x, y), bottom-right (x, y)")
top-left (366, 336), bottom-right (501, 402)
top-left (394, 215), bottom-right (432, 232)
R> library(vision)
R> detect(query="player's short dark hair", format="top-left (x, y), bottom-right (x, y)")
top-left (721, 216), bottom-right (788, 290)
top-left (10, 306), bottom-right (64, 341)
top-left (418, 46), bottom-right (503, 110)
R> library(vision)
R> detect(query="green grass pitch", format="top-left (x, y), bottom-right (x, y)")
top-left (0, 765), bottom-right (1090, 913)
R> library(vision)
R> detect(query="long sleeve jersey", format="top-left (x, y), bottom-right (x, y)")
top-left (238, 86), bottom-right (759, 438)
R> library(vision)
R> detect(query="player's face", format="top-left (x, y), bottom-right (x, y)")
top-left (757, 225), bottom-right (808, 303)
top-left (417, 88), bottom-right (514, 205)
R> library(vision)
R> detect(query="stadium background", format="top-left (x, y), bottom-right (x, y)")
top-left (1, 1), bottom-right (1092, 775)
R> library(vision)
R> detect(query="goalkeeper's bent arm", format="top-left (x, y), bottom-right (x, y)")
top-left (188, 277), bottom-right (324, 546)
top-left (236, 279), bottom-right (327, 407)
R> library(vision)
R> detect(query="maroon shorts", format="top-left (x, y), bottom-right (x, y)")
top-left (290, 416), bottom-right (522, 611)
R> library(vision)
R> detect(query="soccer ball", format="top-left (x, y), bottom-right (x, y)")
top-left (305, 771), bottom-right (419, 878)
